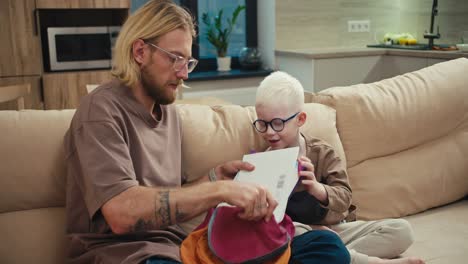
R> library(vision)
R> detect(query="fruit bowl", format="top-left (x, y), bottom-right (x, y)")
top-left (456, 44), bottom-right (468, 52)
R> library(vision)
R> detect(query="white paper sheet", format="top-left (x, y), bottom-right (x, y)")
top-left (218, 147), bottom-right (299, 223)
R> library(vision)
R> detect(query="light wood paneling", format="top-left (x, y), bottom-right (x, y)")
top-left (36, 0), bottom-right (130, 9)
top-left (0, 84), bottom-right (31, 110)
top-left (0, 0), bottom-right (42, 76)
top-left (0, 76), bottom-right (43, 110)
top-left (42, 70), bottom-right (113, 109)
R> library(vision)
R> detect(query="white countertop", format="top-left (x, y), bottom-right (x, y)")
top-left (275, 47), bottom-right (468, 60)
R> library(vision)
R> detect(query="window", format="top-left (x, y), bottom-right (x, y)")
top-left (196, 1), bottom-right (246, 58)
top-left (179, 0), bottom-right (258, 72)
top-left (130, 0), bottom-right (258, 73)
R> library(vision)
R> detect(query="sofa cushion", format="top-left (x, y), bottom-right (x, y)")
top-left (177, 104), bottom-right (264, 182)
top-left (177, 103), bottom-right (345, 182)
top-left (0, 110), bottom-right (75, 213)
top-left (403, 199), bottom-right (468, 264)
top-left (0, 207), bottom-right (67, 264)
top-left (175, 96), bottom-right (232, 106)
top-left (176, 103), bottom-right (345, 233)
top-left (311, 58), bottom-right (468, 219)
top-left (0, 103), bottom-right (343, 249)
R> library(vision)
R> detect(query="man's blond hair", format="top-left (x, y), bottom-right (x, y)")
top-left (111, 0), bottom-right (196, 87)
top-left (255, 71), bottom-right (304, 113)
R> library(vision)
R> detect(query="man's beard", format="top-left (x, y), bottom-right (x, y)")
top-left (140, 63), bottom-right (179, 105)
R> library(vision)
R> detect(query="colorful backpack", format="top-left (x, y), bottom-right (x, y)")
top-left (181, 206), bottom-right (294, 264)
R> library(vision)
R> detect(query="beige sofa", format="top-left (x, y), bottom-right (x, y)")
top-left (1, 58), bottom-right (467, 264)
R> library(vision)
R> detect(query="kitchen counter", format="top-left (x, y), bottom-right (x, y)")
top-left (275, 47), bottom-right (468, 60)
top-left (275, 47), bottom-right (467, 93)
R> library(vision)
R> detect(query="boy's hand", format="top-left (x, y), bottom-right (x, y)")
top-left (298, 156), bottom-right (329, 204)
top-left (298, 156), bottom-right (317, 184)
top-left (215, 160), bottom-right (255, 180)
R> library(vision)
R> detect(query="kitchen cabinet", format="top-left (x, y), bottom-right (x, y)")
top-left (42, 70), bottom-right (112, 109)
top-left (276, 49), bottom-right (462, 92)
top-left (184, 77), bottom-right (264, 106)
top-left (36, 0), bottom-right (130, 9)
top-left (312, 56), bottom-right (438, 92)
top-left (0, 76), bottom-right (43, 110)
top-left (427, 58), bottom-right (447, 67)
top-left (0, 0), bottom-right (42, 77)
top-left (380, 56), bottom-right (428, 80)
top-left (276, 54), bottom-right (385, 93)
top-left (313, 56), bottom-right (384, 91)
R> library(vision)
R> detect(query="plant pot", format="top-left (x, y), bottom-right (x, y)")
top-left (217, 56), bottom-right (231, 71)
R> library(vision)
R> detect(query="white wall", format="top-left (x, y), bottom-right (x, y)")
top-left (258, 0), bottom-right (277, 70)
top-left (275, 0), bottom-right (468, 51)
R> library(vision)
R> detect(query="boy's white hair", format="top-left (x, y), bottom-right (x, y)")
top-left (255, 71), bottom-right (304, 112)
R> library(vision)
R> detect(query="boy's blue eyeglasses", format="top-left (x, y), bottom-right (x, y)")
top-left (253, 112), bottom-right (299, 133)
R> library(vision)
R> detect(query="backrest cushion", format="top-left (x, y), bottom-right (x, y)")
top-left (311, 58), bottom-right (468, 219)
top-left (0, 110), bottom-right (74, 264)
top-left (0, 103), bottom-right (344, 258)
top-left (0, 110), bottom-right (74, 213)
top-left (177, 103), bottom-right (345, 182)
top-left (0, 208), bottom-right (67, 264)
top-left (176, 103), bottom-right (345, 233)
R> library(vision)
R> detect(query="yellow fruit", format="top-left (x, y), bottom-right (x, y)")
top-left (398, 38), bottom-right (417, 45)
top-left (398, 38), bottom-right (408, 45)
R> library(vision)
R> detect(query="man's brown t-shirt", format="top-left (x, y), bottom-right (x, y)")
top-left (64, 80), bottom-right (186, 264)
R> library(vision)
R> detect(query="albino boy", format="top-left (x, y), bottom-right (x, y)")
top-left (253, 71), bottom-right (425, 264)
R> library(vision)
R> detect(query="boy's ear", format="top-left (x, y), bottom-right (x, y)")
top-left (297, 111), bottom-right (307, 127)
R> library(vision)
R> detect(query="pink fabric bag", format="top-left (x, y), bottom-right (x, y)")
top-left (201, 206), bottom-right (294, 264)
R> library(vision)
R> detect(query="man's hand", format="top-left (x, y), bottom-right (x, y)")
top-left (220, 181), bottom-right (278, 222)
top-left (214, 160), bottom-right (278, 222)
top-left (215, 160), bottom-right (255, 180)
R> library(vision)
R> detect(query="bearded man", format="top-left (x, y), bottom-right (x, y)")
top-left (64, 1), bottom-right (349, 264)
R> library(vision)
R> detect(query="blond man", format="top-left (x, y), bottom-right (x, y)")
top-left (64, 1), bottom-right (349, 264)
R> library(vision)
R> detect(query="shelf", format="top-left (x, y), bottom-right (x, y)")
top-left (188, 69), bottom-right (273, 81)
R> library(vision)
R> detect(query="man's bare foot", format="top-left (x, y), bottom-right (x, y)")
top-left (368, 256), bottom-right (425, 264)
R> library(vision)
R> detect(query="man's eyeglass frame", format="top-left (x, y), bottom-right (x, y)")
top-left (253, 112), bottom-right (300, 133)
top-left (143, 41), bottom-right (198, 73)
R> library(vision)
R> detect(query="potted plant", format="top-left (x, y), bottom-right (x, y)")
top-left (202, 5), bottom-right (245, 71)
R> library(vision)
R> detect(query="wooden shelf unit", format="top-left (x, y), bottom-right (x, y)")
top-left (42, 70), bottom-right (113, 109)
top-left (36, 0), bottom-right (130, 9)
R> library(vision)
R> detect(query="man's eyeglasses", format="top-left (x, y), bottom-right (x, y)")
top-left (253, 112), bottom-right (300, 133)
top-left (144, 41), bottom-right (198, 73)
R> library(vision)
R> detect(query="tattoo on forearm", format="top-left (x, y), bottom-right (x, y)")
top-left (132, 218), bottom-right (154, 232)
top-left (175, 203), bottom-right (189, 222)
top-left (157, 190), bottom-right (171, 227)
top-left (129, 190), bottom-right (172, 232)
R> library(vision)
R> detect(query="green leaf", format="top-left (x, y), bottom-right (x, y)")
top-left (231, 5), bottom-right (246, 26)
top-left (201, 13), bottom-right (211, 27)
top-left (201, 5), bottom-right (245, 57)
